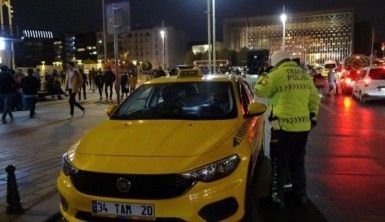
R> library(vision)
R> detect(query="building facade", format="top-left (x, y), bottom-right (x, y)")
top-left (97, 26), bottom-right (187, 69)
top-left (224, 9), bottom-right (354, 65)
top-left (14, 30), bottom-right (55, 67)
top-left (192, 41), bottom-right (224, 54)
top-left (0, 0), bottom-right (15, 68)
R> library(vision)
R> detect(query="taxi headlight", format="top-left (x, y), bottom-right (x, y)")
top-left (181, 155), bottom-right (240, 182)
top-left (61, 153), bottom-right (78, 176)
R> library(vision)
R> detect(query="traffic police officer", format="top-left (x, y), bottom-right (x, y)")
top-left (255, 51), bottom-right (320, 208)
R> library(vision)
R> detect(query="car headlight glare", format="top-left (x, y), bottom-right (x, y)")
top-left (62, 153), bottom-right (78, 176)
top-left (181, 155), bottom-right (240, 182)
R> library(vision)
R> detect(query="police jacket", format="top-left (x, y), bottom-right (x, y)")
top-left (254, 60), bottom-right (320, 132)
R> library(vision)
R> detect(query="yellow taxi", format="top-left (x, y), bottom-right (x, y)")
top-left (57, 70), bottom-right (266, 221)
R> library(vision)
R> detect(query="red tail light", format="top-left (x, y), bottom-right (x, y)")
top-left (345, 78), bottom-right (352, 84)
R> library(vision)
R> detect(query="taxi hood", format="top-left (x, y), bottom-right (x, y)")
top-left (76, 119), bottom-right (238, 157)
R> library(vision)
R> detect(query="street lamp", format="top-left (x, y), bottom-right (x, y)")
top-left (160, 29), bottom-right (166, 69)
top-left (280, 12), bottom-right (287, 50)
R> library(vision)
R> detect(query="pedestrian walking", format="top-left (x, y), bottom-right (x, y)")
top-left (21, 69), bottom-right (40, 119)
top-left (328, 69), bottom-right (337, 96)
top-left (120, 73), bottom-right (129, 98)
top-left (0, 65), bottom-right (16, 124)
top-left (255, 51), bottom-right (320, 208)
top-left (104, 66), bottom-right (116, 101)
top-left (89, 68), bottom-right (97, 92)
top-left (65, 62), bottom-right (85, 119)
top-left (128, 68), bottom-right (138, 94)
top-left (52, 69), bottom-right (64, 99)
top-left (78, 68), bottom-right (87, 101)
top-left (14, 69), bottom-right (26, 110)
top-left (95, 69), bottom-right (105, 100)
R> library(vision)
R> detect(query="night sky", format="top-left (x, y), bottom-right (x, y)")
top-left (12, 0), bottom-right (385, 43)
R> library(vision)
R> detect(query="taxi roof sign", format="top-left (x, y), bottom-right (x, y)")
top-left (177, 69), bottom-right (203, 78)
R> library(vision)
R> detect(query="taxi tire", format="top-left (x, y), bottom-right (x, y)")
top-left (242, 161), bottom-right (257, 222)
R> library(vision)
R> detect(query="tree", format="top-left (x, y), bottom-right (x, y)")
top-left (238, 47), bottom-right (248, 66)
top-left (185, 51), bottom-right (196, 66)
top-left (142, 61), bottom-right (152, 71)
top-left (228, 50), bottom-right (238, 66)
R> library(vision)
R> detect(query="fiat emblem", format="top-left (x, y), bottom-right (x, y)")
top-left (116, 177), bottom-right (131, 193)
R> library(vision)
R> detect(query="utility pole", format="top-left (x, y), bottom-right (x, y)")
top-left (0, 0), bottom-right (4, 31)
top-left (212, 0), bottom-right (216, 73)
top-left (207, 0), bottom-right (212, 73)
top-left (102, 0), bottom-right (107, 63)
top-left (6, 0), bottom-right (15, 69)
top-left (245, 0), bottom-right (249, 48)
top-left (113, 4), bottom-right (121, 104)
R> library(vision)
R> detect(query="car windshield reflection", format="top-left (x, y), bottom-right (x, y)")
top-left (111, 82), bottom-right (238, 120)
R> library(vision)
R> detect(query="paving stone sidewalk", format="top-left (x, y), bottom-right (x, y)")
top-left (0, 89), bottom-right (112, 221)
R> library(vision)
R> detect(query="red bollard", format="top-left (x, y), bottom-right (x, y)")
top-left (5, 165), bottom-right (23, 214)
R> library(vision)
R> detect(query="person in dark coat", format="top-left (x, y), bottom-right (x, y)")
top-left (94, 69), bottom-right (105, 100)
top-left (0, 65), bottom-right (16, 124)
top-left (21, 69), bottom-right (41, 119)
top-left (120, 73), bottom-right (129, 98)
top-left (104, 66), bottom-right (116, 100)
top-left (78, 68), bottom-right (88, 100)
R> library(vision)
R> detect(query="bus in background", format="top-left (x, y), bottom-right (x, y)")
top-left (338, 54), bottom-right (370, 94)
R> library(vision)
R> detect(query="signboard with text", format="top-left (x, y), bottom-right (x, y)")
top-left (106, 2), bottom-right (131, 34)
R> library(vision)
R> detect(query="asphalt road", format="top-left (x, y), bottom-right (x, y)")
top-left (305, 95), bottom-right (385, 222)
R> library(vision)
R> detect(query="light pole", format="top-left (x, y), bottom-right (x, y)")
top-left (102, 0), bottom-right (107, 63)
top-left (160, 29), bottom-right (166, 69)
top-left (212, 0), bottom-right (216, 73)
top-left (207, 0), bottom-right (212, 73)
top-left (280, 10), bottom-right (287, 51)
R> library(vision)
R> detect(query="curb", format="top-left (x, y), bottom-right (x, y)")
top-left (10, 193), bottom-right (61, 222)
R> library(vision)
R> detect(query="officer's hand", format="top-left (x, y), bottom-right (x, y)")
top-left (311, 120), bottom-right (317, 129)
top-left (310, 112), bottom-right (317, 129)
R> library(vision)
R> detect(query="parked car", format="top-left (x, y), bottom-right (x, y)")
top-left (340, 70), bottom-right (358, 94)
top-left (57, 69), bottom-right (266, 221)
top-left (352, 66), bottom-right (385, 103)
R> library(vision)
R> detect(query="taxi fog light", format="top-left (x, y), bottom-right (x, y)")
top-left (62, 153), bottom-right (78, 176)
top-left (181, 155), bottom-right (240, 182)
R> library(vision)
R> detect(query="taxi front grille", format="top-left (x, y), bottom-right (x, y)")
top-left (70, 170), bottom-right (196, 199)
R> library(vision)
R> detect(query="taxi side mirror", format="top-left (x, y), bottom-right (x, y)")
top-left (244, 102), bottom-right (266, 118)
top-left (105, 103), bottom-right (118, 117)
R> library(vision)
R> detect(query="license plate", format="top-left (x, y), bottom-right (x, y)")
top-left (91, 201), bottom-right (155, 219)
top-left (379, 87), bottom-right (385, 91)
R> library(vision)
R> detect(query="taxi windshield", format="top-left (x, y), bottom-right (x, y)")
top-left (111, 82), bottom-right (238, 120)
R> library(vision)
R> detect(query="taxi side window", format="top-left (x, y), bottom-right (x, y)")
top-left (239, 82), bottom-right (252, 111)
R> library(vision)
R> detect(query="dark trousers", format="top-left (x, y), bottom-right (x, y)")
top-left (78, 83), bottom-right (87, 100)
top-left (97, 85), bottom-right (103, 98)
top-left (69, 90), bottom-right (84, 116)
top-left (1, 94), bottom-right (14, 120)
top-left (105, 83), bottom-right (113, 99)
top-left (24, 96), bottom-right (37, 118)
top-left (270, 130), bottom-right (309, 201)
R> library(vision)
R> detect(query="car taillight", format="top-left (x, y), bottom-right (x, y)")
top-left (345, 78), bottom-right (351, 84)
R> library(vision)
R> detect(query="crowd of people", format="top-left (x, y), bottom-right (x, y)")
top-left (0, 63), bottom-right (141, 124)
